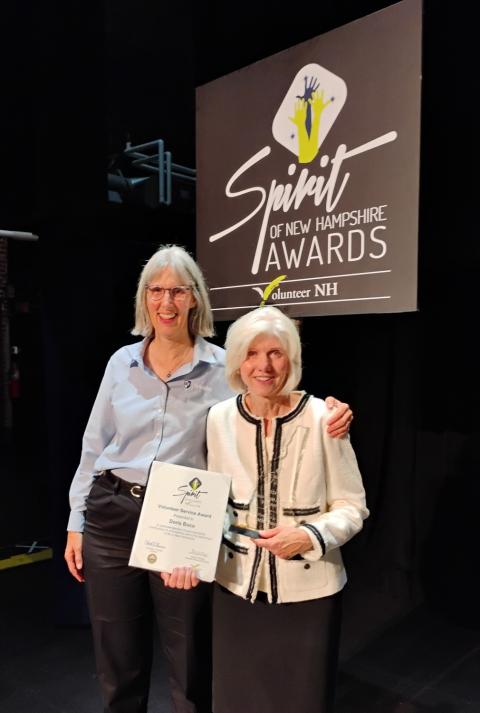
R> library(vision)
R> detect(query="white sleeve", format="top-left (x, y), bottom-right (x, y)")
top-left (67, 358), bottom-right (116, 532)
top-left (300, 426), bottom-right (369, 562)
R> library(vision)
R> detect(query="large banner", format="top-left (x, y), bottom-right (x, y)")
top-left (196, 0), bottom-right (422, 320)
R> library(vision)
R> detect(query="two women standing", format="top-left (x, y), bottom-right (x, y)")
top-left (64, 244), bottom-right (357, 713)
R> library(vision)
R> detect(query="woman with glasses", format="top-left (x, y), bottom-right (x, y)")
top-left (64, 244), bottom-right (353, 713)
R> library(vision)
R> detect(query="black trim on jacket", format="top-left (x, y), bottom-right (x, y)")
top-left (237, 395), bottom-right (265, 600)
top-left (282, 505), bottom-right (321, 516)
top-left (301, 523), bottom-right (326, 556)
top-left (236, 393), bottom-right (312, 603)
top-left (222, 536), bottom-right (249, 555)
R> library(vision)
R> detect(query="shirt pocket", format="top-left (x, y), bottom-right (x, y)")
top-left (281, 500), bottom-right (322, 526)
top-left (216, 536), bottom-right (248, 585)
top-left (227, 496), bottom-right (252, 529)
top-left (280, 557), bottom-right (328, 593)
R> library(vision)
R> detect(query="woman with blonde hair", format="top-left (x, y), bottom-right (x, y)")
top-left (208, 306), bottom-right (368, 713)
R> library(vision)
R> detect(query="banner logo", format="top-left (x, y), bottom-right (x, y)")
top-left (251, 274), bottom-right (287, 304)
top-left (272, 64), bottom-right (347, 163)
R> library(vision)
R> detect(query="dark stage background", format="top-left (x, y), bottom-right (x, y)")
top-left (1, 0), bottom-right (478, 661)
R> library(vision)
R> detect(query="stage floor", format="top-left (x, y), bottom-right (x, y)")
top-left (1, 560), bottom-right (478, 712)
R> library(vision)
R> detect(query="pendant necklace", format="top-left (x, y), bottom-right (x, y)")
top-left (164, 346), bottom-right (192, 379)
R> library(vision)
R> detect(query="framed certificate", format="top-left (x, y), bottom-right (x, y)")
top-left (129, 461), bottom-right (231, 582)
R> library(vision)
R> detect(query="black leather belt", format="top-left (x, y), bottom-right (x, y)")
top-left (103, 470), bottom-right (146, 499)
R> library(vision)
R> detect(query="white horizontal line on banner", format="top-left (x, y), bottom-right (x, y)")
top-left (212, 296), bottom-right (392, 311)
top-left (210, 270), bottom-right (392, 290)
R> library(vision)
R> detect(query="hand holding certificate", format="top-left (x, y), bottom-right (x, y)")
top-left (129, 461), bottom-right (231, 582)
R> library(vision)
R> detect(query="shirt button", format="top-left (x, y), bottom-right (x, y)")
top-left (233, 511), bottom-right (238, 517)
top-left (228, 552), bottom-right (234, 559)
top-left (304, 563), bottom-right (311, 570)
top-left (300, 520), bottom-right (306, 524)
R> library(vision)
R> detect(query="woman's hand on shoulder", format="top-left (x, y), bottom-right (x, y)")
top-left (253, 526), bottom-right (312, 559)
top-left (160, 566), bottom-right (199, 589)
top-left (64, 531), bottom-right (85, 582)
top-left (324, 396), bottom-right (353, 438)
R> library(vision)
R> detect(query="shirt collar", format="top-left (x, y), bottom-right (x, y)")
top-left (193, 336), bottom-right (219, 366)
top-left (129, 336), bottom-right (219, 369)
top-left (128, 339), bottom-right (147, 369)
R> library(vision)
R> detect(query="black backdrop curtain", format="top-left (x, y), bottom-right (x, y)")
top-left (1, 0), bottom-right (478, 634)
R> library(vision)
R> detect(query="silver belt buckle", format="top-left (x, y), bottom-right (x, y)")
top-left (130, 484), bottom-right (143, 498)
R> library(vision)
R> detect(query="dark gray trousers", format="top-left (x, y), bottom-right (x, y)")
top-left (83, 474), bottom-right (213, 713)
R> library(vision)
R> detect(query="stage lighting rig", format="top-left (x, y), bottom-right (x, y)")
top-left (107, 139), bottom-right (196, 210)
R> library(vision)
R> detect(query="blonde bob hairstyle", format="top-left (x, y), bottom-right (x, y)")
top-left (131, 244), bottom-right (214, 338)
top-left (225, 306), bottom-right (302, 394)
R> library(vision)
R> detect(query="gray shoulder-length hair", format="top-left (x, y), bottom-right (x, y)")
top-left (225, 306), bottom-right (302, 394)
top-left (131, 244), bottom-right (214, 338)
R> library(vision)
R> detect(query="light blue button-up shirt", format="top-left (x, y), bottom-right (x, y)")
top-left (67, 336), bottom-right (233, 531)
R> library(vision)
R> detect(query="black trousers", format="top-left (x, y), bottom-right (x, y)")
top-left (83, 474), bottom-right (213, 713)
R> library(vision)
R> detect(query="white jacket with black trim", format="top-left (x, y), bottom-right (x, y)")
top-left (207, 393), bottom-right (369, 604)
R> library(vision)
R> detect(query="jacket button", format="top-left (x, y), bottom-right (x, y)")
top-left (228, 552), bottom-right (234, 559)
top-left (304, 563), bottom-right (311, 570)
top-left (233, 511), bottom-right (238, 517)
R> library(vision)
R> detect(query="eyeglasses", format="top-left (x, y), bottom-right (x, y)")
top-left (146, 285), bottom-right (193, 302)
